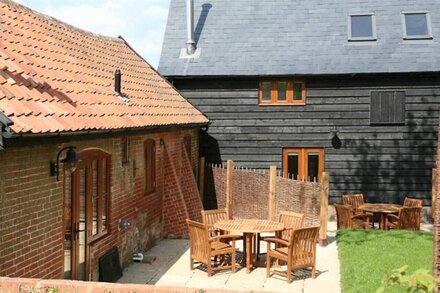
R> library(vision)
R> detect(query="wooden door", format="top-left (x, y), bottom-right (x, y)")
top-left (282, 148), bottom-right (324, 182)
top-left (63, 149), bottom-right (111, 281)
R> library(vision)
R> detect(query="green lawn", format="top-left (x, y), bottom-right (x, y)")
top-left (337, 229), bottom-right (433, 293)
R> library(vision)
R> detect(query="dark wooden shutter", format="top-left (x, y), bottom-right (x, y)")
top-left (370, 91), bottom-right (405, 124)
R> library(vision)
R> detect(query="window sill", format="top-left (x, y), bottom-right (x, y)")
top-left (259, 102), bottom-right (306, 106)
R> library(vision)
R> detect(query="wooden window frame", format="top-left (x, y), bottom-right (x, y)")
top-left (144, 139), bottom-right (156, 195)
top-left (121, 137), bottom-right (129, 165)
top-left (259, 80), bottom-right (306, 106)
top-left (282, 148), bottom-right (324, 182)
top-left (183, 135), bottom-right (192, 162)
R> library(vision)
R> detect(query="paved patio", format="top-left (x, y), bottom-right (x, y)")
top-left (118, 223), bottom-right (340, 292)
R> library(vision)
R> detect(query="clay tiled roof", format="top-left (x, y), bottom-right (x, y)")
top-left (0, 0), bottom-right (208, 134)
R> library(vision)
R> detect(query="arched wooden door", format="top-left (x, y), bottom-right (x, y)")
top-left (63, 149), bottom-right (111, 281)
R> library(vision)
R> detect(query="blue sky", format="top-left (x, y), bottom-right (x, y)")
top-left (15, 0), bottom-right (171, 68)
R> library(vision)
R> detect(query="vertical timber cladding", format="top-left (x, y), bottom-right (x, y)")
top-left (174, 75), bottom-right (440, 204)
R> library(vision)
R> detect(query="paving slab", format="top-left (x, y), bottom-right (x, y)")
top-left (118, 222), bottom-right (341, 292)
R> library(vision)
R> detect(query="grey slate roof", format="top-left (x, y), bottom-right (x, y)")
top-left (158, 0), bottom-right (440, 77)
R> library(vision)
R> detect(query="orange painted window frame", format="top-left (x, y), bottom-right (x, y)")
top-left (259, 80), bottom-right (306, 105)
top-left (282, 148), bottom-right (324, 182)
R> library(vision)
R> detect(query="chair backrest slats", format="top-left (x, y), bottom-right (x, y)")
top-left (186, 219), bottom-right (210, 261)
top-left (403, 197), bottom-right (423, 208)
top-left (201, 209), bottom-right (229, 225)
top-left (278, 211), bottom-right (304, 239)
top-left (397, 207), bottom-right (422, 231)
top-left (290, 227), bottom-right (319, 266)
top-left (334, 204), bottom-right (354, 229)
top-left (342, 193), bottom-right (365, 214)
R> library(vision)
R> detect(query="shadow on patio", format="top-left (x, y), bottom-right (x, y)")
top-left (117, 223), bottom-right (341, 292)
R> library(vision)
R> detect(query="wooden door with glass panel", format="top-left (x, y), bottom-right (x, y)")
top-left (63, 149), bottom-right (111, 281)
top-left (282, 148), bottom-right (324, 182)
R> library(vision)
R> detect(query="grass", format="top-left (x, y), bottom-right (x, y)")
top-left (337, 229), bottom-right (433, 293)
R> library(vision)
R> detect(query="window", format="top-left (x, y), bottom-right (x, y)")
top-left (183, 135), bottom-right (192, 162)
top-left (121, 137), bottom-right (129, 165)
top-left (144, 139), bottom-right (156, 194)
top-left (370, 91), bottom-right (405, 125)
top-left (282, 148), bottom-right (324, 182)
top-left (259, 80), bottom-right (306, 105)
top-left (402, 12), bottom-right (432, 39)
top-left (348, 13), bottom-right (376, 41)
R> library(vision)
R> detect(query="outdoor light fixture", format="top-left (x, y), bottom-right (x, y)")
top-left (330, 126), bottom-right (342, 149)
top-left (50, 146), bottom-right (81, 181)
top-left (160, 138), bottom-right (165, 146)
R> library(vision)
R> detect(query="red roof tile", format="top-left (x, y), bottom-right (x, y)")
top-left (0, 0), bottom-right (208, 134)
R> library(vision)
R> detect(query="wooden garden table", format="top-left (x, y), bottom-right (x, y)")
top-left (214, 219), bottom-right (284, 273)
top-left (359, 203), bottom-right (402, 230)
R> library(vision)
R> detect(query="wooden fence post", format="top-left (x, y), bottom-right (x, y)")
top-left (319, 172), bottom-right (329, 246)
top-left (198, 157), bottom-right (205, 202)
top-left (226, 160), bottom-right (233, 219)
top-left (268, 166), bottom-right (277, 221)
top-left (432, 168), bottom-right (437, 217)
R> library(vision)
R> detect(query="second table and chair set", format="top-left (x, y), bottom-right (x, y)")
top-left (186, 209), bottom-right (320, 283)
top-left (334, 194), bottom-right (423, 230)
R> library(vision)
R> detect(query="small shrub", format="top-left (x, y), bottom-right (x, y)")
top-left (377, 265), bottom-right (438, 293)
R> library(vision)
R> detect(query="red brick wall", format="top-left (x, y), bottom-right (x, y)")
top-left (162, 140), bottom-right (203, 237)
top-left (0, 128), bottom-right (199, 280)
top-left (0, 277), bottom-right (243, 293)
top-left (204, 164), bottom-right (322, 226)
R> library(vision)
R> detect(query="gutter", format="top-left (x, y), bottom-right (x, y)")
top-left (3, 122), bottom-right (210, 149)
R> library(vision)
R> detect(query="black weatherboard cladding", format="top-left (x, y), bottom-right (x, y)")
top-left (173, 75), bottom-right (439, 204)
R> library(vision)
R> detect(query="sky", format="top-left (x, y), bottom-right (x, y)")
top-left (14, 0), bottom-right (171, 68)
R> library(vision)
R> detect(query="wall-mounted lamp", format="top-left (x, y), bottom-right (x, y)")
top-left (330, 126), bottom-right (342, 149)
top-left (50, 146), bottom-right (81, 181)
top-left (160, 138), bottom-right (165, 146)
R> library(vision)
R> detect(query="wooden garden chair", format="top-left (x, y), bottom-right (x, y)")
top-left (403, 197), bottom-right (423, 207)
top-left (265, 226), bottom-right (319, 283)
top-left (186, 219), bottom-right (239, 277)
top-left (385, 206), bottom-right (422, 231)
top-left (257, 211), bottom-right (304, 255)
top-left (334, 204), bottom-right (371, 229)
top-left (201, 208), bottom-right (229, 235)
top-left (342, 193), bottom-right (372, 216)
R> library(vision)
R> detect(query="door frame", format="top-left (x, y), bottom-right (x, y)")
top-left (63, 148), bottom-right (111, 281)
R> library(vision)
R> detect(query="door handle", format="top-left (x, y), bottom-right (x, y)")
top-left (74, 223), bottom-right (85, 239)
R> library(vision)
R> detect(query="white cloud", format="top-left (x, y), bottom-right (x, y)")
top-left (21, 0), bottom-right (171, 68)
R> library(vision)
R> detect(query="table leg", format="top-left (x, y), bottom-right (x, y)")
top-left (379, 213), bottom-right (386, 230)
top-left (244, 233), bottom-right (253, 273)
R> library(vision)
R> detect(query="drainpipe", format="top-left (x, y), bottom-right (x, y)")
top-left (186, 0), bottom-right (196, 55)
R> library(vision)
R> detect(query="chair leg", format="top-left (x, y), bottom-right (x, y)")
top-left (312, 265), bottom-right (316, 279)
top-left (208, 263), bottom-right (212, 277)
top-left (256, 233), bottom-right (261, 256)
top-left (266, 253), bottom-right (271, 277)
top-left (232, 250), bottom-right (236, 273)
top-left (287, 259), bottom-right (292, 284)
top-left (190, 258), bottom-right (194, 270)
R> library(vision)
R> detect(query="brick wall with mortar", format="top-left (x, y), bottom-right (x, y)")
top-left (0, 277), bottom-right (253, 293)
top-left (204, 165), bottom-right (322, 226)
top-left (0, 127), bottom-right (199, 280)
